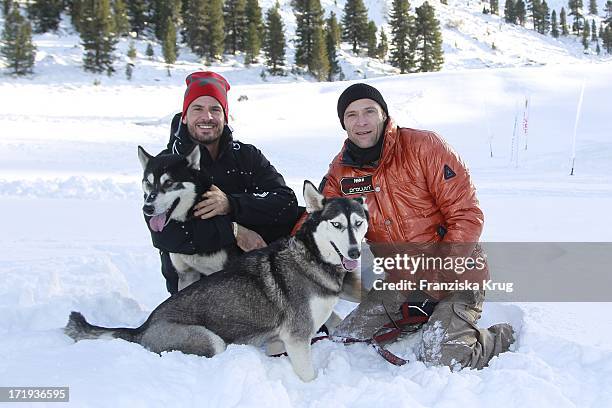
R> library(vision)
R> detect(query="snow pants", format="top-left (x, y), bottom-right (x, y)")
top-left (333, 289), bottom-right (515, 370)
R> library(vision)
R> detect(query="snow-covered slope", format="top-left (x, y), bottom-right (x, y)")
top-left (1, 0), bottom-right (610, 86)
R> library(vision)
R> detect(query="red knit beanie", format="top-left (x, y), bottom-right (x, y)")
top-left (182, 72), bottom-right (231, 122)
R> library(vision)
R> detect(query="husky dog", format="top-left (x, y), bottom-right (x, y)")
top-left (65, 181), bottom-right (368, 382)
top-left (138, 145), bottom-right (241, 290)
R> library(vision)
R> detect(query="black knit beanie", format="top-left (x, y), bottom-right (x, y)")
top-left (337, 83), bottom-right (389, 129)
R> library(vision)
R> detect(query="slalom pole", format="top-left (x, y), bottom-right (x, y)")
top-left (570, 80), bottom-right (586, 176)
top-left (510, 102), bottom-right (518, 167)
top-left (484, 99), bottom-right (494, 158)
top-left (523, 96), bottom-right (530, 151)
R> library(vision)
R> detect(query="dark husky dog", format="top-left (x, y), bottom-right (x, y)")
top-left (65, 181), bottom-right (368, 381)
top-left (138, 145), bottom-right (241, 290)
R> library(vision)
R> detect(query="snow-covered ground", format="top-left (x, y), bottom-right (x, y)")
top-left (2, 0), bottom-right (612, 404)
top-left (1, 58), bottom-right (612, 406)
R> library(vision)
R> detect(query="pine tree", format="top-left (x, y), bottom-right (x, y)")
top-left (81, 0), bottom-right (118, 75)
top-left (293, 0), bottom-right (324, 68)
top-left (342, 0), bottom-right (369, 53)
top-left (162, 15), bottom-right (176, 64)
top-left (551, 9), bottom-right (559, 37)
top-left (146, 42), bottom-right (154, 59)
top-left (528, 0), bottom-right (542, 32)
top-left (588, 0), bottom-right (598, 15)
top-left (389, 0), bottom-right (416, 73)
top-left (264, 1), bottom-right (285, 74)
top-left (245, 21), bottom-right (261, 63)
top-left (184, 0), bottom-right (207, 56)
top-left (326, 11), bottom-right (341, 47)
top-left (309, 23), bottom-right (329, 80)
top-left (591, 19), bottom-right (597, 40)
top-left (127, 0), bottom-right (148, 36)
top-left (246, 0), bottom-right (263, 31)
top-left (292, 0), bottom-right (328, 79)
top-left (1, 5), bottom-right (37, 75)
top-left (415, 1), bottom-right (443, 72)
top-left (596, 40), bottom-right (601, 53)
top-left (505, 0), bottom-right (516, 23)
top-left (325, 16), bottom-right (341, 80)
top-left (114, 0), bottom-right (130, 36)
top-left (606, 1), bottom-right (612, 23)
top-left (3, 0), bottom-right (13, 17)
top-left (491, 0), bottom-right (499, 15)
top-left (207, 0), bottom-right (225, 61)
top-left (184, 0), bottom-right (224, 60)
top-left (245, 0), bottom-right (264, 58)
top-left (127, 40), bottom-right (137, 58)
top-left (15, 17), bottom-right (36, 74)
top-left (152, 0), bottom-right (180, 42)
top-left (515, 0), bottom-right (527, 25)
top-left (69, 0), bottom-right (84, 33)
top-left (568, 0), bottom-right (584, 34)
top-left (27, 0), bottom-right (63, 33)
top-left (366, 21), bottom-right (378, 58)
top-left (605, 26), bottom-right (612, 53)
top-left (224, 0), bottom-right (248, 54)
top-left (582, 18), bottom-right (590, 49)
top-left (541, 0), bottom-right (550, 33)
top-left (377, 29), bottom-right (388, 60)
top-left (560, 7), bottom-right (569, 35)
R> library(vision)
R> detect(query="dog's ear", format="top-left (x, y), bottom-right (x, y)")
top-left (138, 146), bottom-right (152, 170)
top-left (303, 180), bottom-right (324, 213)
top-left (353, 196), bottom-right (368, 213)
top-left (185, 145), bottom-right (201, 171)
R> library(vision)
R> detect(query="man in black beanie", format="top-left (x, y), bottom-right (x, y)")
top-left (320, 83), bottom-right (515, 370)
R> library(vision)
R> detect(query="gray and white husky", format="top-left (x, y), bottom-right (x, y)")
top-left (138, 145), bottom-right (241, 291)
top-left (65, 181), bottom-right (368, 382)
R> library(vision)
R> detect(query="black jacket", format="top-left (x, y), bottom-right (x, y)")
top-left (151, 113), bottom-right (299, 255)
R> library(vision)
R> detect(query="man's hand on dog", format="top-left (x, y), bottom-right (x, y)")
top-left (193, 185), bottom-right (266, 251)
top-left (235, 225), bottom-right (267, 251)
top-left (194, 185), bottom-right (231, 219)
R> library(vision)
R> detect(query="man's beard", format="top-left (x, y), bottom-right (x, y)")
top-left (187, 122), bottom-right (224, 145)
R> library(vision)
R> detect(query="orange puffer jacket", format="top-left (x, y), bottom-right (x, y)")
top-left (322, 118), bottom-right (483, 243)
top-left (320, 118), bottom-right (488, 299)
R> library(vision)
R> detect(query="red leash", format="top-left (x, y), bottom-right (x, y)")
top-left (270, 300), bottom-right (436, 366)
top-left (333, 300), bottom-right (436, 366)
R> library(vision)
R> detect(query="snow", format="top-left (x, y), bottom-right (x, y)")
top-left (2, 0), bottom-right (610, 86)
top-left (1, 2), bottom-right (612, 407)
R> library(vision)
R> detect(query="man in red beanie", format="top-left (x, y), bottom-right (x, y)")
top-left (179, 71), bottom-right (231, 159)
top-left (151, 72), bottom-right (300, 294)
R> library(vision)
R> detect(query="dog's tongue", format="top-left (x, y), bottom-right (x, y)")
top-left (342, 258), bottom-right (359, 271)
top-left (149, 213), bottom-right (167, 232)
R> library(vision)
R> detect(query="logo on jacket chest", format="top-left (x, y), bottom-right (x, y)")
top-left (340, 175), bottom-right (374, 195)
